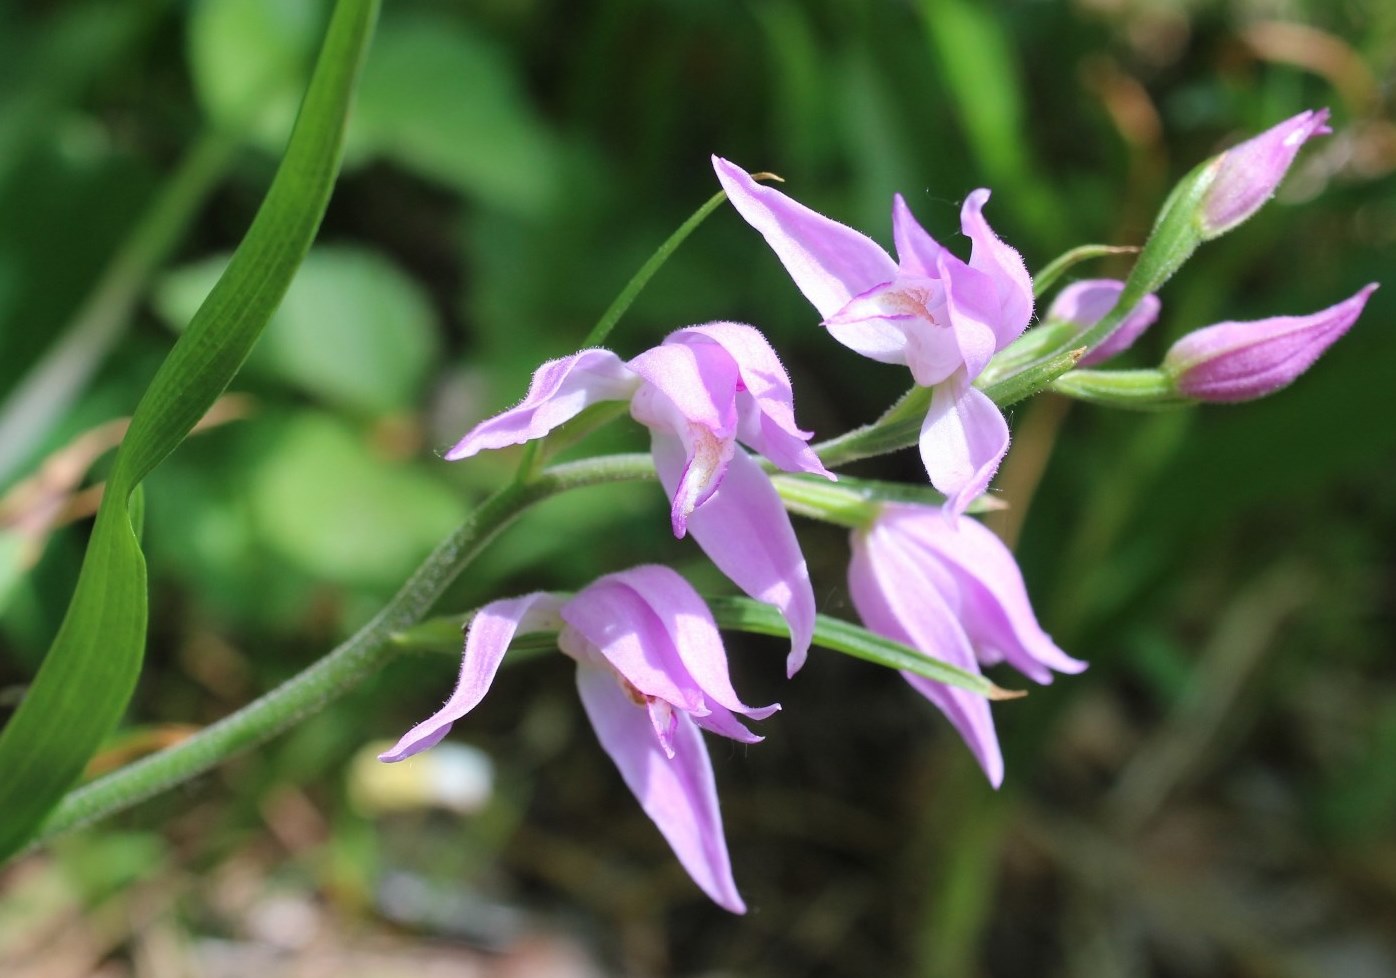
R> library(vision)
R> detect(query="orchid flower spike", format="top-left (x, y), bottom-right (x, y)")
top-left (445, 322), bottom-right (831, 675)
top-left (1163, 284), bottom-right (1377, 402)
top-left (1045, 279), bottom-right (1161, 366)
top-left (847, 504), bottom-right (1085, 787)
top-left (380, 565), bottom-right (777, 914)
top-left (713, 157), bottom-right (1033, 516)
top-left (1199, 109), bottom-right (1331, 239)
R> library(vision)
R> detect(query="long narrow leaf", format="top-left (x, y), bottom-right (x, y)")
top-left (0, 0), bottom-right (381, 861)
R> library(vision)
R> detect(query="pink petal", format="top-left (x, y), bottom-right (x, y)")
top-left (576, 665), bottom-right (747, 913)
top-left (935, 252), bottom-right (1000, 380)
top-left (891, 194), bottom-right (947, 277)
top-left (824, 277), bottom-right (963, 386)
top-left (629, 343), bottom-right (742, 536)
top-left (653, 437), bottom-right (815, 677)
top-left (445, 350), bottom-right (638, 460)
top-left (561, 578), bottom-right (706, 714)
top-left (713, 156), bottom-right (898, 320)
top-left (918, 372), bottom-right (1010, 517)
top-left (960, 188), bottom-right (1034, 345)
top-left (667, 323), bottom-right (833, 480)
top-left (887, 508), bottom-right (1086, 683)
top-left (607, 565), bottom-right (779, 721)
top-left (849, 529), bottom-right (1003, 787)
top-left (380, 593), bottom-right (565, 762)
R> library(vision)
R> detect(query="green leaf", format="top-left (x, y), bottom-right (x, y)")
top-left (156, 246), bottom-right (439, 414)
top-left (707, 597), bottom-right (1024, 701)
top-left (187, 0), bottom-right (325, 144)
top-left (249, 414), bottom-right (464, 589)
top-left (0, 0), bottom-right (381, 862)
top-left (349, 14), bottom-right (560, 213)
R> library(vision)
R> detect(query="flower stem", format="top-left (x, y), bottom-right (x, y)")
top-left (34, 453), bottom-right (656, 843)
top-left (581, 189), bottom-right (730, 349)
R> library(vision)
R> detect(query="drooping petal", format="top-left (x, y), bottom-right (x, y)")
top-left (1045, 279), bottom-right (1161, 366)
top-left (560, 578), bottom-right (706, 714)
top-left (692, 704), bottom-right (762, 744)
top-left (960, 188), bottom-right (1034, 344)
top-left (849, 528), bottom-right (1004, 787)
top-left (606, 565), bottom-right (778, 721)
top-left (380, 593), bottom-right (566, 762)
top-left (918, 371), bottom-right (1010, 517)
top-left (713, 156), bottom-right (899, 320)
top-left (445, 350), bottom-right (639, 461)
top-left (653, 436), bottom-right (815, 677)
top-left (576, 665), bottom-right (747, 913)
top-left (887, 507), bottom-right (1086, 683)
top-left (667, 322), bottom-right (833, 480)
top-left (891, 193), bottom-right (948, 278)
top-left (629, 343), bottom-right (741, 536)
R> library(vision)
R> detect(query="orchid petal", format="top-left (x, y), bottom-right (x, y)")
top-left (445, 350), bottom-right (638, 461)
top-left (960, 188), bottom-right (1033, 344)
top-left (849, 530), bottom-right (1003, 787)
top-left (561, 579), bottom-right (706, 713)
top-left (918, 372), bottom-right (1010, 517)
top-left (713, 156), bottom-right (898, 319)
top-left (934, 252), bottom-right (999, 380)
top-left (653, 437), bottom-right (815, 676)
top-left (891, 194), bottom-right (947, 278)
top-left (629, 341), bottom-right (742, 537)
top-left (380, 593), bottom-right (566, 762)
top-left (577, 665), bottom-right (747, 913)
top-left (888, 509), bottom-right (1086, 683)
top-left (669, 322), bottom-right (833, 480)
top-left (607, 565), bottom-right (778, 720)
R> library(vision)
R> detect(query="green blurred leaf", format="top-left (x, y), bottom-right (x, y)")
top-left (156, 246), bottom-right (439, 414)
top-left (187, 0), bottom-right (325, 144)
top-left (249, 413), bottom-right (464, 589)
top-left (350, 14), bottom-right (560, 213)
top-left (0, 0), bottom-right (380, 861)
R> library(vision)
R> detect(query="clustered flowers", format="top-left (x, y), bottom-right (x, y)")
top-left (382, 110), bottom-right (1376, 912)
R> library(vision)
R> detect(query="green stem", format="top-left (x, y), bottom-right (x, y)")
top-left (581, 188), bottom-right (730, 349)
top-left (0, 128), bottom-right (240, 486)
top-left (35, 453), bottom-right (656, 842)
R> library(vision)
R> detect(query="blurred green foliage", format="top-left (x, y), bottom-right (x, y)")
top-left (1, 0), bottom-right (1393, 975)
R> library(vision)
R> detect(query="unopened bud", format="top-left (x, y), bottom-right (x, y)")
top-left (1045, 279), bottom-right (1161, 366)
top-left (1199, 109), bottom-right (1331, 238)
top-left (1163, 284), bottom-right (1376, 402)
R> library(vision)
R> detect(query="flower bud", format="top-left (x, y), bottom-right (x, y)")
top-left (1045, 279), bottom-right (1161, 366)
top-left (1199, 109), bottom-right (1331, 238)
top-left (1163, 284), bottom-right (1376, 402)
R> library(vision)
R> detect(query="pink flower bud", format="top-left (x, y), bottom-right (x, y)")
top-left (1163, 284), bottom-right (1377, 402)
top-left (1200, 109), bottom-right (1331, 237)
top-left (1044, 279), bottom-right (1161, 366)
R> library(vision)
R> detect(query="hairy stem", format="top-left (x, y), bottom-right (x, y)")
top-left (35, 453), bottom-right (655, 843)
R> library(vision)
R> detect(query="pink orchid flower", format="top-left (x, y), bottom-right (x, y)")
top-left (848, 504), bottom-right (1085, 786)
top-left (714, 157), bottom-right (1033, 516)
top-left (445, 322), bottom-right (833, 675)
top-left (380, 565), bottom-right (776, 913)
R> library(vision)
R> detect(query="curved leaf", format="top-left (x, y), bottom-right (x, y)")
top-left (0, 0), bottom-right (381, 861)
